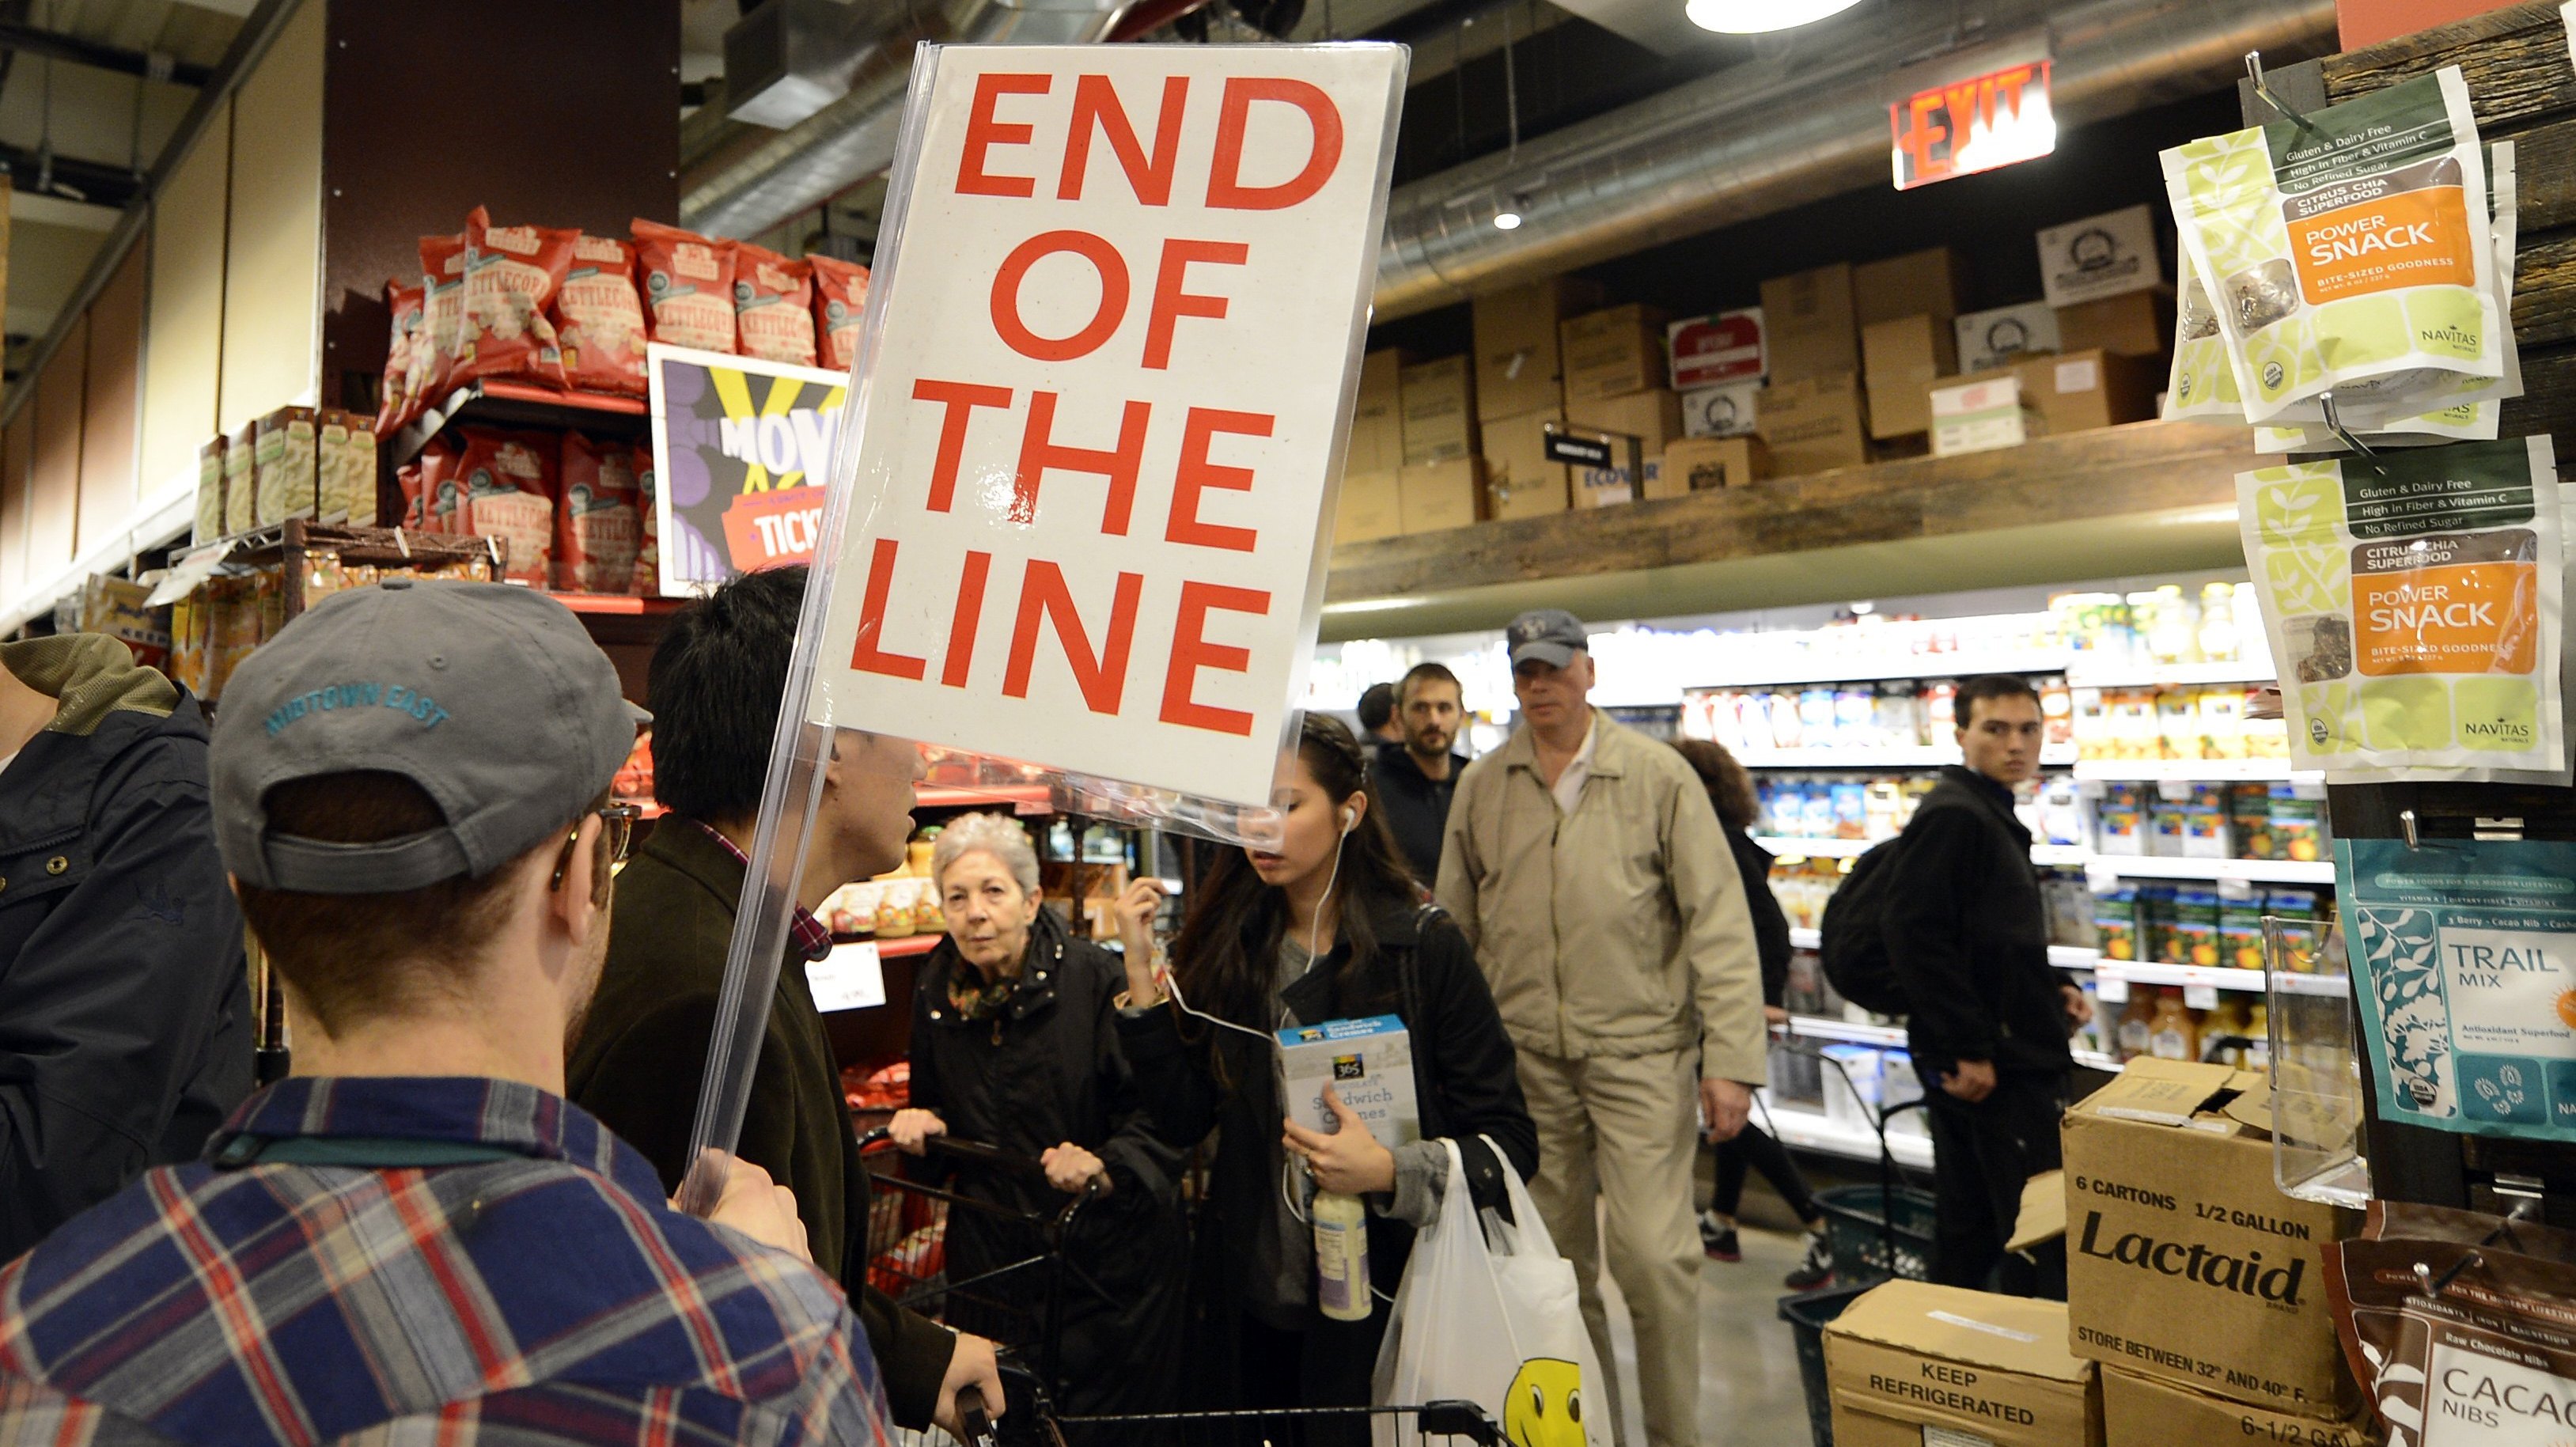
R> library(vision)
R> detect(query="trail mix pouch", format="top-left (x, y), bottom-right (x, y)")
top-left (2165, 66), bottom-right (2500, 428)
top-left (2328, 1239), bottom-right (2576, 1446)
top-left (2238, 436), bottom-right (2565, 778)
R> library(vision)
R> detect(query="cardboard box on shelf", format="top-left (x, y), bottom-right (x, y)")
top-left (1930, 375), bottom-right (2036, 456)
top-left (1566, 388), bottom-right (1684, 456)
top-left (1955, 301), bottom-right (2062, 373)
top-left (2062, 1059), bottom-right (2359, 1421)
top-left (1681, 381), bottom-right (1760, 438)
top-left (1332, 469), bottom-right (1402, 545)
top-left (1760, 263), bottom-right (1858, 383)
top-left (1399, 355), bottom-right (1476, 467)
top-left (2009, 348), bottom-right (2158, 434)
top-left (1861, 314), bottom-right (1959, 439)
top-left (1560, 304), bottom-right (1669, 402)
top-left (1479, 407), bottom-right (1569, 519)
top-left (1667, 308), bottom-right (1765, 390)
top-left (2056, 289), bottom-right (2173, 359)
top-left (2102, 1368), bottom-right (2381, 1447)
top-left (1397, 457), bottom-right (1485, 533)
top-left (1350, 347), bottom-right (1410, 474)
top-left (1824, 1280), bottom-right (2102, 1447)
top-left (1756, 370), bottom-right (1868, 475)
top-left (1855, 247), bottom-right (1965, 326)
top-left (1472, 276), bottom-right (1605, 421)
top-left (2038, 203), bottom-right (2162, 309)
top-left (1657, 436), bottom-right (1768, 495)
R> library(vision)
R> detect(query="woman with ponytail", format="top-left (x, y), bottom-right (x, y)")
top-left (1110, 714), bottom-right (1536, 1430)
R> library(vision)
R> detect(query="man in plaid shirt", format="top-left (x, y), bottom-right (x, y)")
top-left (0, 581), bottom-right (895, 1445)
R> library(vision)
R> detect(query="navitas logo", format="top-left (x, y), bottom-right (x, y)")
top-left (2074, 1211), bottom-right (2307, 1305)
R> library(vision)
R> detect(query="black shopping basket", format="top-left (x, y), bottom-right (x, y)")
top-left (954, 1369), bottom-right (1509, 1447)
top-left (1770, 1038), bottom-right (1937, 1287)
top-left (1777, 1281), bottom-right (1876, 1447)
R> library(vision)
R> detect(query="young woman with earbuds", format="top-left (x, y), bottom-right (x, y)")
top-left (1110, 714), bottom-right (1537, 1435)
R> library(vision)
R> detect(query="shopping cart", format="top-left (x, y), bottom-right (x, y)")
top-left (953, 1372), bottom-right (1506, 1447)
top-left (1764, 1036), bottom-right (1937, 1287)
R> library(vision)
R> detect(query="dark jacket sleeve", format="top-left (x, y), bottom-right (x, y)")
top-left (856, 1274), bottom-right (958, 1428)
top-left (1881, 805), bottom-right (1998, 1065)
top-left (900, 976), bottom-right (956, 1189)
top-left (1092, 977), bottom-right (1184, 1204)
top-left (1114, 1002), bottom-right (1223, 1153)
top-left (0, 742), bottom-right (249, 1261)
top-left (1415, 919), bottom-right (1539, 1185)
top-left (1727, 828), bottom-right (1793, 1009)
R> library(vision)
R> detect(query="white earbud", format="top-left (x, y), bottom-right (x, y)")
top-left (1340, 805), bottom-right (1358, 833)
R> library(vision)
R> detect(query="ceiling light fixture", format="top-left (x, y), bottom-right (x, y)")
top-left (1684, 0), bottom-right (1864, 35)
top-left (1494, 210), bottom-right (1524, 230)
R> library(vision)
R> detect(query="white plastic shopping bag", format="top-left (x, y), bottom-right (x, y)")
top-left (1372, 1138), bottom-right (1612, 1447)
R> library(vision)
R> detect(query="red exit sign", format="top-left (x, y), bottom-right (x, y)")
top-left (1890, 59), bottom-right (2055, 191)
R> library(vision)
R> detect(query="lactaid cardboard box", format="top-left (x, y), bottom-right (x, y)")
top-left (1479, 408), bottom-right (1568, 520)
top-left (2063, 1058), bottom-right (2360, 1420)
top-left (1658, 437), bottom-right (1767, 494)
top-left (1472, 276), bottom-right (1604, 422)
top-left (1559, 304), bottom-right (1669, 402)
top-left (2037, 203), bottom-right (2162, 309)
top-left (1399, 356), bottom-right (1476, 466)
top-left (1396, 458), bottom-right (1484, 533)
top-left (1761, 263), bottom-right (1858, 383)
top-left (1667, 308), bottom-right (1763, 391)
top-left (1855, 246), bottom-right (1965, 326)
top-left (2102, 1367), bottom-right (2381, 1447)
top-left (1756, 370), bottom-right (1868, 475)
top-left (1954, 301), bottom-right (2062, 374)
top-left (1861, 314), bottom-right (1958, 439)
top-left (1824, 1280), bottom-right (2102, 1447)
top-left (1332, 469), bottom-right (1401, 545)
top-left (1350, 348), bottom-right (1410, 474)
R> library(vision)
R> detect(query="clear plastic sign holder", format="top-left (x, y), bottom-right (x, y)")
top-left (670, 41), bottom-right (1408, 1216)
top-left (2264, 915), bottom-right (2371, 1208)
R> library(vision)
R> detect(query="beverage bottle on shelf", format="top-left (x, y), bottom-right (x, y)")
top-left (2198, 581), bottom-right (2241, 662)
top-left (2146, 584), bottom-right (2200, 665)
top-left (2116, 994), bottom-right (2156, 1061)
top-left (2147, 992), bottom-right (2196, 1061)
top-left (2242, 1004), bottom-right (2271, 1071)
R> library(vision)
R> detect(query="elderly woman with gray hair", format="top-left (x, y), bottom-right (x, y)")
top-left (886, 812), bottom-right (1186, 1416)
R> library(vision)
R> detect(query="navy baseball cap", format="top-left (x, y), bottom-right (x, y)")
top-left (1506, 608), bottom-right (1589, 670)
top-left (211, 580), bottom-right (647, 894)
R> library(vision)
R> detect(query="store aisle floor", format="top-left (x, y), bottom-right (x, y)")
top-left (1597, 1225), bottom-right (1816, 1446)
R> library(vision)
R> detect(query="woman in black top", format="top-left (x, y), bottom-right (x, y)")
top-left (1671, 739), bottom-right (1833, 1290)
top-left (1109, 715), bottom-right (1537, 1434)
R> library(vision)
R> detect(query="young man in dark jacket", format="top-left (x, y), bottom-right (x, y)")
top-left (1883, 676), bottom-right (2091, 1295)
top-left (566, 566), bottom-right (999, 1436)
top-left (1372, 662), bottom-right (1469, 885)
top-left (0, 634), bottom-right (250, 1263)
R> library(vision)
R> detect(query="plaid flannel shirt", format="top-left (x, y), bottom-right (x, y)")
top-left (688, 819), bottom-right (838, 962)
top-left (0, 1077), bottom-right (892, 1445)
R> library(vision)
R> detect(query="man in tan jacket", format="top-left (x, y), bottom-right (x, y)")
top-left (1436, 609), bottom-right (1766, 1447)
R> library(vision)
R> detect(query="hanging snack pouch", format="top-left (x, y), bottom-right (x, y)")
top-left (2162, 248), bottom-right (2245, 420)
top-left (631, 218), bottom-right (737, 354)
top-left (809, 253), bottom-right (871, 373)
top-left (2164, 66), bottom-right (2499, 426)
top-left (731, 241), bottom-right (818, 366)
top-left (456, 210), bottom-right (573, 388)
top-left (377, 280), bottom-right (425, 435)
top-left (2239, 435), bottom-right (2565, 778)
top-left (555, 430), bottom-right (642, 593)
top-left (554, 233), bottom-right (648, 396)
top-left (2326, 1240), bottom-right (2576, 1447)
top-left (415, 232), bottom-right (469, 407)
top-left (455, 427), bottom-right (557, 585)
top-left (632, 440), bottom-right (660, 596)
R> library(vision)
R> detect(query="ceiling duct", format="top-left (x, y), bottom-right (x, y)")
top-left (685, 0), bottom-right (1129, 239)
top-left (1373, 0), bottom-right (2335, 319)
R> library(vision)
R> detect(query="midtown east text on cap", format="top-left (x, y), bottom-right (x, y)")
top-left (210, 580), bottom-right (647, 895)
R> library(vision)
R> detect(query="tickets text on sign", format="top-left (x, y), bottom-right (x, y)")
top-left (812, 47), bottom-right (1399, 806)
top-left (1891, 59), bottom-right (2055, 191)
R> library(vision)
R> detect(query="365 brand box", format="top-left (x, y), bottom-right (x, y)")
top-left (1955, 301), bottom-right (2062, 374)
top-left (2037, 203), bottom-right (2162, 309)
top-left (1824, 1280), bottom-right (2102, 1447)
top-left (2063, 1059), bottom-right (2360, 1421)
top-left (2102, 1367), bottom-right (2381, 1447)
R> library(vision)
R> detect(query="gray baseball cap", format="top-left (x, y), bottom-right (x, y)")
top-left (1506, 608), bottom-right (1589, 669)
top-left (212, 580), bottom-right (648, 894)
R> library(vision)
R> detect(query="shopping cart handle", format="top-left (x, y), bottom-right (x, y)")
top-left (855, 1126), bottom-right (1110, 1196)
top-left (955, 1385), bottom-right (998, 1447)
top-left (1416, 1401), bottom-right (1503, 1445)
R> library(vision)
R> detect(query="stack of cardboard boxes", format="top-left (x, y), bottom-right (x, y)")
top-left (1931, 204), bottom-right (2170, 457)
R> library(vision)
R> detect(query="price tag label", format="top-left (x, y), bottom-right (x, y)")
top-left (2096, 972), bottom-right (2130, 1005)
top-left (2184, 983), bottom-right (2220, 1010)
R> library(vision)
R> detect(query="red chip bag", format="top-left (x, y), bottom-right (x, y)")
top-left (454, 427), bottom-right (557, 584)
top-left (555, 233), bottom-right (649, 396)
top-left (631, 218), bottom-right (737, 354)
top-left (809, 254), bottom-right (871, 373)
top-left (732, 241), bottom-right (817, 366)
top-left (555, 431), bottom-right (642, 593)
top-left (416, 231), bottom-right (469, 407)
top-left (377, 281), bottom-right (426, 434)
top-left (457, 211), bottom-right (574, 388)
top-left (633, 441), bottom-right (660, 597)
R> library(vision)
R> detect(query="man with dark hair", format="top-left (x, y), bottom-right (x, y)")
top-left (569, 564), bottom-right (998, 1436)
top-left (1355, 680), bottom-right (1404, 744)
top-left (1885, 674), bottom-right (2090, 1294)
top-left (1374, 661), bottom-right (1468, 884)
top-left (0, 581), bottom-right (888, 1444)
top-left (0, 632), bottom-right (249, 1261)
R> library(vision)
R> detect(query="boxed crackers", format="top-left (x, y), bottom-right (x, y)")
top-left (195, 438), bottom-right (226, 543)
top-left (222, 422), bottom-right (256, 534)
top-left (2062, 1059), bottom-right (2360, 1422)
top-left (252, 407), bottom-right (318, 526)
top-left (317, 411), bottom-right (378, 526)
top-left (1825, 1280), bottom-right (2102, 1447)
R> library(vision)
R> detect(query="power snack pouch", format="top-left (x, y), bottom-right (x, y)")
top-left (2165, 66), bottom-right (2500, 427)
top-left (377, 281), bottom-right (425, 435)
top-left (731, 241), bottom-right (817, 366)
top-left (632, 218), bottom-right (737, 354)
top-left (2327, 1239), bottom-right (2576, 1447)
top-left (2238, 436), bottom-right (2565, 778)
top-left (809, 253), bottom-right (870, 373)
top-left (2163, 248), bottom-right (2244, 421)
top-left (554, 233), bottom-right (648, 396)
top-left (415, 231), bottom-right (468, 408)
top-left (554, 430), bottom-right (641, 593)
top-left (632, 440), bottom-right (659, 596)
top-left (456, 211), bottom-right (573, 389)
top-left (455, 427), bottom-right (556, 585)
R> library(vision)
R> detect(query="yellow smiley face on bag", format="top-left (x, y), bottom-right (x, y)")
top-left (1505, 1358), bottom-right (1585, 1447)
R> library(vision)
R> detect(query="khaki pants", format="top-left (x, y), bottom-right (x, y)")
top-left (1517, 1048), bottom-right (1700, 1447)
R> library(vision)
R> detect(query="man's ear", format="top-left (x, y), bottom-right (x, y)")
top-left (552, 816), bottom-right (604, 948)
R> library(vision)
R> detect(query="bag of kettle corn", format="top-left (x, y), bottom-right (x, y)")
top-left (2239, 436), bottom-right (2564, 778)
top-left (2166, 66), bottom-right (2500, 426)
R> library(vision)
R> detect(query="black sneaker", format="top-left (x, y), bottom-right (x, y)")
top-left (1699, 1210), bottom-right (1740, 1262)
top-left (1785, 1229), bottom-right (1835, 1290)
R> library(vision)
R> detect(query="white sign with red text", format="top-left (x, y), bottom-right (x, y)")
top-left (805, 44), bottom-right (1404, 806)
